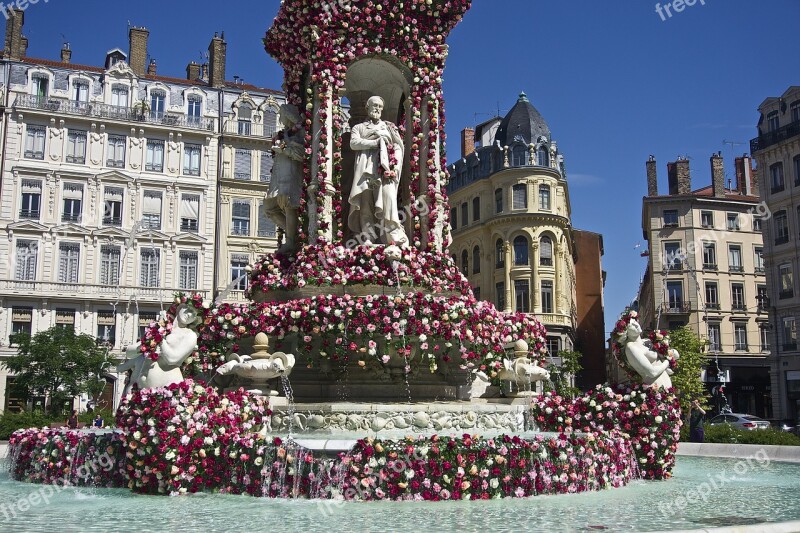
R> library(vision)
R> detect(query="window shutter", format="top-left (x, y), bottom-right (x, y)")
top-left (235, 149), bottom-right (252, 179)
top-left (180, 195), bottom-right (200, 219)
top-left (260, 151), bottom-right (273, 182)
top-left (58, 243), bottom-right (80, 283)
top-left (142, 191), bottom-right (163, 215)
top-left (63, 183), bottom-right (83, 200)
top-left (22, 179), bottom-right (42, 193)
top-left (15, 240), bottom-right (38, 280)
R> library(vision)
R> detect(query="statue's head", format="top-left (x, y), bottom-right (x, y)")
top-left (279, 103), bottom-right (301, 127)
top-left (366, 95), bottom-right (384, 121)
top-left (626, 318), bottom-right (642, 340)
top-left (174, 304), bottom-right (200, 328)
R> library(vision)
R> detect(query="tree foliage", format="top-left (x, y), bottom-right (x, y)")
top-left (667, 326), bottom-right (709, 412)
top-left (2, 327), bottom-right (117, 414)
top-left (546, 350), bottom-right (584, 399)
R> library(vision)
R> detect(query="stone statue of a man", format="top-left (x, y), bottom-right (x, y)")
top-left (265, 103), bottom-right (304, 253)
top-left (348, 95), bottom-right (409, 247)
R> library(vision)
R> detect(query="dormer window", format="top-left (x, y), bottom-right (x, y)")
top-left (31, 74), bottom-right (49, 99)
top-left (238, 103), bottom-right (253, 135)
top-left (111, 84), bottom-right (129, 109)
top-left (72, 80), bottom-right (89, 103)
top-left (537, 145), bottom-right (550, 166)
top-left (511, 144), bottom-right (528, 167)
top-left (150, 90), bottom-right (166, 119)
top-left (188, 96), bottom-right (202, 126)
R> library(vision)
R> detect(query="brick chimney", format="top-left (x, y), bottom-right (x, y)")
top-left (711, 152), bottom-right (725, 198)
top-left (461, 127), bottom-right (475, 158)
top-left (208, 32), bottom-right (227, 88)
top-left (3, 8), bottom-right (25, 60)
top-left (667, 157), bottom-right (691, 195)
top-left (128, 26), bottom-right (149, 77)
top-left (60, 43), bottom-right (72, 63)
top-left (734, 154), bottom-right (758, 196)
top-left (186, 61), bottom-right (201, 81)
top-left (646, 155), bottom-right (658, 196)
top-left (147, 59), bottom-right (157, 76)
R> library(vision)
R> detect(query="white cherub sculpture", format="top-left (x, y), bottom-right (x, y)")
top-left (616, 313), bottom-right (680, 389)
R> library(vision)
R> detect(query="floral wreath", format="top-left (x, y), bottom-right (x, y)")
top-left (611, 310), bottom-right (677, 380)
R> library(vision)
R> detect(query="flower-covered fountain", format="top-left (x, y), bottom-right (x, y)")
top-left (7, 0), bottom-right (683, 501)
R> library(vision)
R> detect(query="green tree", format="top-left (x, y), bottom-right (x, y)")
top-left (2, 326), bottom-right (117, 414)
top-left (546, 350), bottom-right (583, 399)
top-left (667, 326), bottom-right (709, 412)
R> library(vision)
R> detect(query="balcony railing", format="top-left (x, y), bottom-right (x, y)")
top-left (662, 302), bottom-right (690, 314)
top-left (0, 279), bottom-right (209, 302)
top-left (705, 303), bottom-right (721, 310)
top-left (221, 120), bottom-right (276, 139)
top-left (231, 226), bottom-right (250, 236)
top-left (14, 95), bottom-right (215, 131)
top-left (19, 209), bottom-right (40, 219)
top-left (729, 265), bottom-right (744, 273)
top-left (61, 214), bottom-right (82, 223)
top-left (751, 119), bottom-right (800, 152)
top-left (776, 235), bottom-right (790, 245)
top-left (703, 263), bottom-right (718, 271)
top-left (783, 342), bottom-right (798, 351)
top-left (779, 290), bottom-right (794, 300)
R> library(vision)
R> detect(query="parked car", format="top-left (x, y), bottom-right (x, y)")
top-left (708, 413), bottom-right (770, 430)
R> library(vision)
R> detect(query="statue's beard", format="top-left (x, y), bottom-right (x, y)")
top-left (369, 110), bottom-right (382, 121)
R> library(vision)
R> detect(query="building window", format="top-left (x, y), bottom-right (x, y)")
top-left (757, 285), bottom-right (768, 310)
top-left (183, 144), bottom-right (201, 176)
top-left (734, 323), bottom-right (748, 351)
top-left (99, 245), bottom-right (121, 286)
top-left (107, 135), bottom-right (126, 168)
top-left (61, 183), bottom-right (83, 222)
top-left (472, 246), bottom-right (480, 275)
top-left (495, 188), bottom-right (503, 214)
top-left (472, 197), bottom-right (480, 222)
top-left (705, 282), bottom-right (719, 310)
top-left (232, 199), bottom-right (251, 236)
top-left (138, 312), bottom-right (158, 341)
top-left (24, 125), bottom-right (46, 160)
top-left (663, 209), bottom-right (678, 227)
top-left (461, 202), bottom-right (468, 227)
top-left (753, 215), bottom-right (763, 232)
top-left (496, 282), bottom-right (505, 310)
top-left (537, 145), bottom-right (550, 167)
top-left (536, 236), bottom-right (552, 267)
top-left (141, 191), bottom-right (163, 230)
top-left (666, 280), bottom-right (683, 310)
top-left (238, 104), bottom-right (253, 135)
top-left (257, 203), bottom-right (276, 237)
top-left (784, 317), bottom-right (798, 350)
top-left (97, 311), bottom-right (116, 346)
top-left (541, 280), bottom-right (554, 314)
top-left (728, 245), bottom-right (743, 272)
top-left (14, 240), bottom-right (38, 281)
top-left (66, 130), bottom-right (87, 164)
top-left (792, 101), bottom-right (800, 123)
top-left (767, 111), bottom-right (780, 132)
top-left (779, 263), bottom-right (794, 299)
top-left (10, 307), bottom-right (33, 343)
top-left (140, 248), bottom-right (160, 288)
top-left (759, 323), bottom-right (770, 352)
top-left (55, 309), bottom-right (75, 330)
top-left (514, 280), bottom-right (530, 313)
top-left (460, 250), bottom-right (468, 276)
top-left (178, 251), bottom-right (198, 290)
top-left (20, 179), bottom-right (42, 219)
top-left (663, 242), bottom-right (682, 270)
top-left (187, 96), bottom-right (202, 126)
top-left (702, 242), bottom-right (716, 269)
top-left (72, 80), bottom-right (89, 103)
top-left (512, 184), bottom-right (527, 209)
top-left (264, 107), bottom-right (278, 137)
top-left (234, 148), bottom-right (252, 180)
top-left (180, 194), bottom-right (200, 233)
top-left (708, 323), bottom-right (721, 352)
top-left (513, 235), bottom-right (528, 265)
top-left (511, 144), bottom-right (528, 167)
top-left (103, 186), bottom-right (124, 226)
top-left (754, 247), bottom-right (764, 273)
top-left (726, 213), bottom-right (741, 231)
top-left (145, 140), bottom-right (165, 172)
top-left (770, 163), bottom-right (784, 193)
top-left (473, 287), bottom-right (481, 301)
top-left (150, 90), bottom-right (166, 119)
top-left (31, 74), bottom-right (49, 98)
top-left (794, 156), bottom-right (800, 187)
top-left (700, 211), bottom-right (713, 228)
top-left (547, 337), bottom-right (560, 356)
top-left (450, 208), bottom-right (457, 230)
top-left (57, 242), bottom-right (80, 284)
top-left (774, 210), bottom-right (789, 245)
top-left (539, 185), bottom-right (551, 211)
top-left (231, 254), bottom-right (249, 291)
top-left (111, 84), bottom-right (128, 109)
top-left (495, 239), bottom-right (504, 268)
top-left (731, 283), bottom-right (745, 310)
top-left (260, 151), bottom-right (273, 182)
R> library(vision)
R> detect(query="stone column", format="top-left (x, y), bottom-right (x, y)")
top-left (532, 242), bottom-right (539, 311)
top-left (504, 241), bottom-right (512, 313)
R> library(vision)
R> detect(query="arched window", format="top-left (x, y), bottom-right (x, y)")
top-left (472, 246), bottom-right (481, 274)
top-left (511, 144), bottom-right (529, 167)
top-left (264, 107), bottom-right (278, 136)
top-left (514, 235), bottom-right (528, 265)
top-left (496, 239), bottom-right (504, 268)
top-left (539, 185), bottom-right (551, 210)
top-left (238, 103), bottom-right (253, 135)
top-left (540, 236), bottom-right (553, 266)
top-left (537, 145), bottom-right (549, 167)
top-left (495, 188), bottom-right (503, 213)
top-left (461, 250), bottom-right (469, 275)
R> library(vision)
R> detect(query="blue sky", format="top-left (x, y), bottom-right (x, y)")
top-left (12, 0), bottom-right (800, 336)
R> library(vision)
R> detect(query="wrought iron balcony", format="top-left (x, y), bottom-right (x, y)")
top-left (705, 303), bottom-right (721, 310)
top-left (751, 119), bottom-right (800, 152)
top-left (222, 120), bottom-right (276, 139)
top-left (61, 214), bottom-right (82, 223)
top-left (662, 302), bottom-right (690, 314)
top-left (14, 95), bottom-right (215, 131)
top-left (19, 209), bottom-right (40, 219)
top-left (0, 279), bottom-right (209, 303)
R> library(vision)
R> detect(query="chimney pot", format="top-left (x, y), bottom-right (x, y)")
top-left (128, 26), bottom-right (150, 77)
top-left (208, 33), bottom-right (227, 88)
top-left (147, 58), bottom-right (157, 76)
top-left (60, 43), bottom-right (72, 63)
top-left (186, 61), bottom-right (201, 81)
top-left (3, 8), bottom-right (25, 60)
top-left (646, 155), bottom-right (658, 196)
top-left (711, 152), bottom-right (725, 198)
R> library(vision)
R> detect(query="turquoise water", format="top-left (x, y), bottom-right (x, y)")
top-left (1, 456), bottom-right (799, 532)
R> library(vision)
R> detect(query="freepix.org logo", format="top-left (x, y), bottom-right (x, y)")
top-left (655, 0), bottom-right (706, 22)
top-left (1, 0), bottom-right (49, 21)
